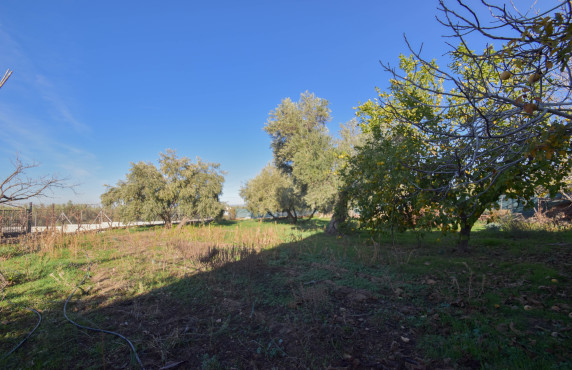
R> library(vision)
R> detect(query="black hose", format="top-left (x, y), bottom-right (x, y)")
top-left (0, 285), bottom-right (42, 359)
top-left (63, 254), bottom-right (145, 369)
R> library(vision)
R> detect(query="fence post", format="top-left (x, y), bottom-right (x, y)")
top-left (27, 202), bottom-right (32, 233)
top-left (51, 204), bottom-right (55, 232)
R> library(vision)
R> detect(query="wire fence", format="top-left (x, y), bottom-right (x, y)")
top-left (0, 206), bottom-right (30, 235)
top-left (30, 203), bottom-right (117, 229)
top-left (0, 203), bottom-right (166, 238)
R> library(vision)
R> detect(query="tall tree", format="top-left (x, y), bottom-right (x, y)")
top-left (345, 0), bottom-right (572, 247)
top-left (341, 56), bottom-right (441, 238)
top-left (325, 119), bottom-right (369, 235)
top-left (347, 51), bottom-right (570, 248)
top-left (263, 91), bottom-right (337, 221)
top-left (101, 150), bottom-right (224, 228)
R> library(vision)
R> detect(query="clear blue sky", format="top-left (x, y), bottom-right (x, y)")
top-left (0, 0), bottom-right (459, 205)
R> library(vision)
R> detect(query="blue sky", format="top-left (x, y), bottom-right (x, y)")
top-left (0, 0), bottom-right (461, 205)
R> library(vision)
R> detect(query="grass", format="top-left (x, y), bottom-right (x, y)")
top-left (0, 219), bottom-right (570, 368)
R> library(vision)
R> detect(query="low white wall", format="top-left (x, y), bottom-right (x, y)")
top-left (31, 220), bottom-right (165, 234)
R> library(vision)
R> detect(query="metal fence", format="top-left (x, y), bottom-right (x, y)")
top-left (0, 203), bottom-right (123, 237)
top-left (30, 204), bottom-right (113, 227)
top-left (0, 203), bottom-right (194, 238)
top-left (0, 205), bottom-right (31, 236)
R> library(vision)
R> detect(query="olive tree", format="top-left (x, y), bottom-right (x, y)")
top-left (101, 150), bottom-right (224, 227)
top-left (263, 92), bottom-right (338, 221)
top-left (239, 163), bottom-right (300, 219)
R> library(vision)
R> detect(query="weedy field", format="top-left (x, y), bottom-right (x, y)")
top-left (0, 219), bottom-right (570, 369)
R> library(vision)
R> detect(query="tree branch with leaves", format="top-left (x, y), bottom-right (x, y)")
top-left (361, 1), bottom-right (572, 247)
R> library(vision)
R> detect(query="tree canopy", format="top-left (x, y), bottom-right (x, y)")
top-left (101, 150), bottom-right (224, 227)
top-left (380, 1), bottom-right (571, 199)
top-left (338, 1), bottom-right (572, 247)
top-left (261, 91), bottom-right (338, 221)
top-left (239, 163), bottom-right (297, 219)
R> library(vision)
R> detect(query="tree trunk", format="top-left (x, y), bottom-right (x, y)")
top-left (287, 209), bottom-right (298, 224)
top-left (458, 214), bottom-right (472, 251)
top-left (163, 214), bottom-right (173, 229)
top-left (306, 209), bottom-right (317, 220)
top-left (326, 191), bottom-right (348, 235)
top-left (176, 217), bottom-right (190, 230)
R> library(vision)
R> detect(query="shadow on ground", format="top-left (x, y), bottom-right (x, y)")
top-left (0, 226), bottom-right (426, 369)
top-left (2, 222), bottom-right (571, 369)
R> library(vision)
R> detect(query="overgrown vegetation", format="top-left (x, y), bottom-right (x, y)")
top-left (1, 219), bottom-right (570, 368)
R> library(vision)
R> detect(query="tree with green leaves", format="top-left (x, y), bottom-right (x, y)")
top-left (325, 118), bottom-right (369, 235)
top-left (239, 163), bottom-right (299, 219)
top-left (341, 56), bottom-right (442, 239)
top-left (343, 0), bottom-right (572, 248)
top-left (347, 48), bottom-right (570, 248)
top-left (263, 91), bottom-right (338, 221)
top-left (381, 1), bottom-right (571, 201)
top-left (101, 150), bottom-right (224, 228)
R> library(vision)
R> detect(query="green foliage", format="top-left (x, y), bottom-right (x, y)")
top-left (344, 1), bottom-right (572, 246)
top-left (263, 92), bottom-right (339, 217)
top-left (264, 91), bottom-right (331, 175)
top-left (239, 163), bottom-right (297, 218)
top-left (101, 149), bottom-right (224, 227)
top-left (344, 56), bottom-right (444, 237)
top-left (346, 47), bottom-right (571, 247)
top-left (291, 129), bottom-right (338, 211)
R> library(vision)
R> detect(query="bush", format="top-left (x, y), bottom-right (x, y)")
top-left (499, 216), bottom-right (532, 233)
top-left (484, 222), bottom-right (501, 232)
top-left (484, 209), bottom-right (513, 223)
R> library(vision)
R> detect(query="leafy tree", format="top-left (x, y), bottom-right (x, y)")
top-left (347, 49), bottom-right (570, 248)
top-left (263, 91), bottom-right (338, 220)
top-left (347, 0), bottom-right (572, 247)
top-left (342, 56), bottom-right (441, 239)
top-left (101, 150), bottom-right (224, 228)
top-left (381, 1), bottom-right (572, 200)
top-left (239, 163), bottom-right (301, 219)
top-left (291, 128), bottom-right (338, 212)
top-left (265, 91), bottom-right (331, 174)
top-left (325, 119), bottom-right (370, 234)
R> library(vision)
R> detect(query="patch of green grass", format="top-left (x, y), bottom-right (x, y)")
top-left (0, 220), bottom-right (570, 368)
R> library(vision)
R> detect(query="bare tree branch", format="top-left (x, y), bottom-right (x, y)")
top-left (0, 69), bottom-right (12, 90)
top-left (0, 157), bottom-right (67, 205)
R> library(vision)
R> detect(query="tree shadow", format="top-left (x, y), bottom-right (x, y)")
top-left (0, 231), bottom-right (421, 369)
top-left (6, 225), bottom-right (570, 368)
top-left (292, 218), bottom-right (329, 232)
